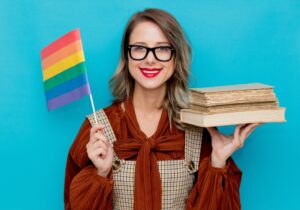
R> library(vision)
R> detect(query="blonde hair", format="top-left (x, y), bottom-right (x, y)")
top-left (109, 8), bottom-right (191, 130)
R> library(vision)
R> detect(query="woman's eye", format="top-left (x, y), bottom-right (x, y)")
top-left (133, 46), bottom-right (145, 52)
top-left (157, 47), bottom-right (170, 52)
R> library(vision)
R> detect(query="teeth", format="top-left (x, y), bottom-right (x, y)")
top-left (143, 70), bottom-right (159, 74)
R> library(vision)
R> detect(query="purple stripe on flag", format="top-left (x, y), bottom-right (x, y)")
top-left (47, 83), bottom-right (90, 110)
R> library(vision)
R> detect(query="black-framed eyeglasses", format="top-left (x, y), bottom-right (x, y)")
top-left (127, 45), bottom-right (175, 62)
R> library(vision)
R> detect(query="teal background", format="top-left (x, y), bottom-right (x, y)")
top-left (0, 0), bottom-right (299, 209)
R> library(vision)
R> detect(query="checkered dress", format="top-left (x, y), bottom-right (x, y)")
top-left (87, 109), bottom-right (203, 210)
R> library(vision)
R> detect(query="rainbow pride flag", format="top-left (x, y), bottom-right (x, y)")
top-left (41, 29), bottom-right (91, 111)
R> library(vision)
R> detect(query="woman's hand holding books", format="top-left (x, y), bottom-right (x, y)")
top-left (207, 123), bottom-right (262, 168)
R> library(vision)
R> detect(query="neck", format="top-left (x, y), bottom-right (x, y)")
top-left (132, 84), bottom-right (166, 113)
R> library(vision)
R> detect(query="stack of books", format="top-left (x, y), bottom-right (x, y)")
top-left (180, 83), bottom-right (286, 127)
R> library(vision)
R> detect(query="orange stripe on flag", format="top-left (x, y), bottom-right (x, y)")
top-left (42, 40), bottom-right (83, 70)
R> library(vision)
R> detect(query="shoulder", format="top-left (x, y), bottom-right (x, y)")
top-left (86, 102), bottom-right (122, 125)
top-left (103, 102), bottom-right (122, 118)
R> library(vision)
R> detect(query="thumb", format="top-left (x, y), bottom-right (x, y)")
top-left (206, 127), bottom-right (218, 137)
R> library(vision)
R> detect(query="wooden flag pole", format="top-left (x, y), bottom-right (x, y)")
top-left (89, 93), bottom-right (99, 125)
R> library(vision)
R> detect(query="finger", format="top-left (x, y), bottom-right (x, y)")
top-left (90, 124), bottom-right (105, 134)
top-left (243, 126), bottom-right (257, 140)
top-left (90, 126), bottom-right (105, 144)
top-left (93, 134), bottom-right (110, 148)
top-left (241, 123), bottom-right (260, 141)
top-left (233, 125), bottom-right (243, 148)
top-left (238, 124), bottom-right (260, 147)
top-left (86, 138), bottom-right (108, 153)
top-left (233, 124), bottom-right (243, 139)
top-left (206, 127), bottom-right (218, 137)
top-left (239, 124), bottom-right (256, 142)
top-left (90, 124), bottom-right (105, 140)
top-left (94, 132), bottom-right (108, 142)
top-left (239, 123), bottom-right (249, 130)
top-left (240, 123), bottom-right (259, 137)
top-left (92, 147), bottom-right (107, 159)
top-left (93, 140), bottom-right (108, 151)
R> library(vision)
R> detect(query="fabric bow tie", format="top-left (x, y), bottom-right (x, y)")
top-left (113, 97), bottom-right (184, 210)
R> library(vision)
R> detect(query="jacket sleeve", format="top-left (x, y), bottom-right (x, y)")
top-left (186, 129), bottom-right (242, 210)
top-left (64, 119), bottom-right (113, 210)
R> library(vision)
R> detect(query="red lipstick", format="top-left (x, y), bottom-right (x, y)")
top-left (139, 68), bottom-right (162, 78)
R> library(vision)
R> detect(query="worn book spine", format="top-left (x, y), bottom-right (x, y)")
top-left (189, 101), bottom-right (279, 114)
top-left (189, 89), bottom-right (277, 106)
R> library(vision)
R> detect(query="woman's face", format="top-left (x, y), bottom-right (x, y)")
top-left (128, 21), bottom-right (174, 91)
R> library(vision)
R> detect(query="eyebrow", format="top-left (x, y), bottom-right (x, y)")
top-left (132, 41), bottom-right (171, 45)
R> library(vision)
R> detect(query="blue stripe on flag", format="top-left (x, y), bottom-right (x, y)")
top-left (45, 72), bottom-right (89, 101)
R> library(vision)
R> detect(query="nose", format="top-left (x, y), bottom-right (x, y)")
top-left (145, 50), bottom-right (156, 64)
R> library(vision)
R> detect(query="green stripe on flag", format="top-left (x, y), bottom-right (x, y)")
top-left (43, 62), bottom-right (87, 91)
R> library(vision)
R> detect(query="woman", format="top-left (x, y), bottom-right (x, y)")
top-left (64, 8), bottom-right (260, 210)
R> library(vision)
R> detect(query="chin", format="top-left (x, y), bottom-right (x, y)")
top-left (136, 80), bottom-right (166, 91)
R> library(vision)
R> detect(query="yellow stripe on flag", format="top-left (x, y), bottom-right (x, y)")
top-left (43, 50), bottom-right (85, 81)
top-left (42, 40), bottom-right (83, 70)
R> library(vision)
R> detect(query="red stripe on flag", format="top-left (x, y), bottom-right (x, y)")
top-left (41, 29), bottom-right (81, 60)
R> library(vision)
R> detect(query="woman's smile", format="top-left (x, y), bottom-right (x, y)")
top-left (139, 67), bottom-right (162, 78)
